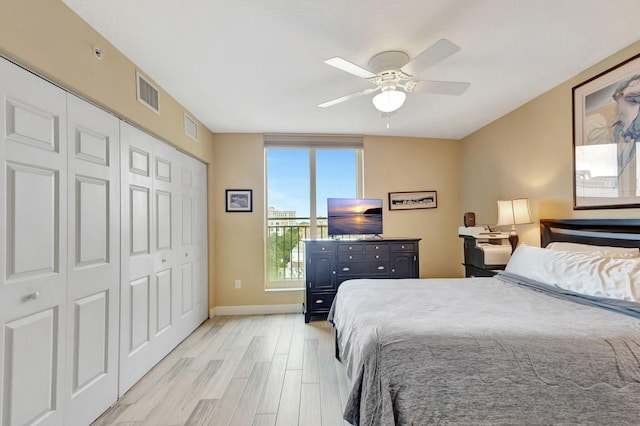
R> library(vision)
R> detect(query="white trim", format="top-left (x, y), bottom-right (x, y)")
top-left (209, 303), bottom-right (302, 318)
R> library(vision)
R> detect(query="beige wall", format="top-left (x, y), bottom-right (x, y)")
top-left (364, 136), bottom-right (462, 278)
top-left (461, 40), bottom-right (640, 247)
top-left (212, 134), bottom-right (463, 307)
top-left (0, 0), bottom-right (218, 307)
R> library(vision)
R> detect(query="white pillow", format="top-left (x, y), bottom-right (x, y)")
top-left (546, 241), bottom-right (640, 258)
top-left (505, 244), bottom-right (640, 302)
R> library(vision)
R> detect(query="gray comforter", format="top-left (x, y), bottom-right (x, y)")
top-left (328, 275), bottom-right (640, 425)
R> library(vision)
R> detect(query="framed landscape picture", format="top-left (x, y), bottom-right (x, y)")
top-left (573, 53), bottom-right (640, 209)
top-left (388, 191), bottom-right (437, 210)
top-left (226, 189), bottom-right (252, 212)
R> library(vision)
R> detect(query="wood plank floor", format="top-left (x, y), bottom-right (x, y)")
top-left (92, 314), bottom-right (350, 426)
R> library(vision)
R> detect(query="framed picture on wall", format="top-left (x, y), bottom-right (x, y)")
top-left (226, 189), bottom-right (252, 212)
top-left (572, 53), bottom-right (640, 209)
top-left (388, 191), bottom-right (437, 210)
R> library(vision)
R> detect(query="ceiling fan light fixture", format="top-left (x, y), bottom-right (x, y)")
top-left (372, 88), bottom-right (406, 113)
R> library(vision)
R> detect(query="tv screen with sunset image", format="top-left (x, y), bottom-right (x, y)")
top-left (327, 198), bottom-right (383, 236)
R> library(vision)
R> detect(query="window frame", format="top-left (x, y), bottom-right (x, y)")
top-left (264, 135), bottom-right (363, 291)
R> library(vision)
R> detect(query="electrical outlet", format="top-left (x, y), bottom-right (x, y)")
top-left (234, 279), bottom-right (241, 289)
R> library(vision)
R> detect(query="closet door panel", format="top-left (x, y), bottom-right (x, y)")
top-left (0, 58), bottom-right (67, 426)
top-left (4, 309), bottom-right (59, 426)
top-left (65, 95), bottom-right (119, 425)
top-left (193, 160), bottom-right (209, 322)
top-left (119, 123), bottom-right (155, 395)
top-left (177, 160), bottom-right (196, 338)
top-left (151, 141), bottom-right (179, 361)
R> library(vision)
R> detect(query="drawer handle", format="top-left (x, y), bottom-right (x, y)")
top-left (375, 246), bottom-right (379, 249)
top-left (349, 255), bottom-right (353, 259)
top-left (321, 247), bottom-right (325, 250)
top-left (377, 266), bottom-right (385, 270)
top-left (315, 299), bottom-right (324, 304)
top-left (375, 255), bottom-right (379, 259)
top-left (401, 245), bottom-right (405, 249)
top-left (342, 267), bottom-right (350, 271)
top-left (349, 246), bottom-right (353, 250)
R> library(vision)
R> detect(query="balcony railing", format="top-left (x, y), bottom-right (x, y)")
top-left (267, 217), bottom-right (328, 283)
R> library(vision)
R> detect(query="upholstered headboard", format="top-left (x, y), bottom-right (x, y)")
top-left (540, 219), bottom-right (640, 249)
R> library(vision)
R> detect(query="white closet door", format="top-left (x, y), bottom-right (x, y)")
top-left (65, 95), bottom-right (119, 425)
top-left (177, 157), bottom-right (196, 338)
top-left (0, 59), bottom-right (68, 426)
top-left (151, 140), bottom-right (180, 360)
top-left (119, 122), bottom-right (155, 395)
top-left (192, 159), bottom-right (209, 324)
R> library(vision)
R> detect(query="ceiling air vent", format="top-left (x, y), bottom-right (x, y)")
top-left (184, 113), bottom-right (198, 141)
top-left (136, 71), bottom-right (160, 114)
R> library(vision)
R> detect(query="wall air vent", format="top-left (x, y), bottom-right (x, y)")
top-left (184, 113), bottom-right (198, 141)
top-left (136, 71), bottom-right (160, 114)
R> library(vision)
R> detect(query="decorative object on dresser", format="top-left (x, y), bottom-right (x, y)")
top-left (388, 190), bottom-right (437, 210)
top-left (303, 238), bottom-right (420, 322)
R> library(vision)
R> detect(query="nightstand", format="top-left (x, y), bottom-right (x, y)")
top-left (462, 263), bottom-right (505, 278)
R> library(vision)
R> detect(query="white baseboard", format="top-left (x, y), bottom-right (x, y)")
top-left (210, 303), bottom-right (303, 318)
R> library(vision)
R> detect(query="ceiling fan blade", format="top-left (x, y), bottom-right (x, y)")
top-left (408, 80), bottom-right (470, 96)
top-left (318, 88), bottom-right (378, 108)
top-left (324, 57), bottom-right (377, 79)
top-left (401, 39), bottom-right (461, 77)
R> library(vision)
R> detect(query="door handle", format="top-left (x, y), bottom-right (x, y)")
top-left (26, 291), bottom-right (40, 300)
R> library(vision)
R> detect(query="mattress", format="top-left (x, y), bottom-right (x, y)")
top-left (328, 275), bottom-right (640, 425)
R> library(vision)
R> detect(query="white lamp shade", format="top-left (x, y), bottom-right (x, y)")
top-left (496, 198), bottom-right (533, 226)
top-left (372, 89), bottom-right (406, 112)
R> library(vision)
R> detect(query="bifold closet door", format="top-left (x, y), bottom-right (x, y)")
top-left (119, 123), bottom-right (157, 394)
top-left (64, 95), bottom-right (120, 426)
top-left (177, 159), bottom-right (195, 338)
top-left (192, 159), bottom-right (208, 325)
top-left (177, 154), bottom-right (209, 337)
top-left (151, 138), bottom-right (181, 362)
top-left (0, 58), bottom-right (68, 426)
top-left (119, 123), bottom-right (208, 395)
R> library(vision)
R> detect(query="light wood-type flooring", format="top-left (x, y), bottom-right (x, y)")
top-left (92, 314), bottom-right (350, 426)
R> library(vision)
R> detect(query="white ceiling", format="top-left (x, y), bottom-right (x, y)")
top-left (61, 0), bottom-right (640, 140)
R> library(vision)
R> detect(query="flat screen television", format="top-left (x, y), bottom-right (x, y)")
top-left (327, 198), bottom-right (383, 237)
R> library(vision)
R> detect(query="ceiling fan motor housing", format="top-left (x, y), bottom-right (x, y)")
top-left (368, 51), bottom-right (410, 75)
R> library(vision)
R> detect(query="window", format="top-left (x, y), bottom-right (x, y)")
top-left (265, 135), bottom-right (363, 290)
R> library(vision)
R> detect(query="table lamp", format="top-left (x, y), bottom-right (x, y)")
top-left (496, 198), bottom-right (533, 252)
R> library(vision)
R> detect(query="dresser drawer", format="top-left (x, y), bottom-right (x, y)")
top-left (338, 261), bottom-right (388, 275)
top-left (365, 252), bottom-right (389, 261)
top-left (363, 243), bottom-right (389, 252)
top-left (307, 243), bottom-right (335, 254)
top-left (338, 253), bottom-right (365, 262)
top-left (391, 242), bottom-right (416, 252)
top-left (307, 292), bottom-right (335, 310)
top-left (338, 244), bottom-right (363, 253)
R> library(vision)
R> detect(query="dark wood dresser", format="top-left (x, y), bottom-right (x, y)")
top-left (303, 238), bottom-right (420, 322)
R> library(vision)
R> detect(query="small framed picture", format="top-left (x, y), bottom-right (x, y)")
top-left (226, 189), bottom-right (252, 212)
top-left (389, 190), bottom-right (437, 210)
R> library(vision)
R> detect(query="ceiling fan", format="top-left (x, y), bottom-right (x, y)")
top-left (318, 39), bottom-right (470, 114)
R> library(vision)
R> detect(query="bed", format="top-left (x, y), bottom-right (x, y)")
top-left (328, 219), bottom-right (640, 425)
